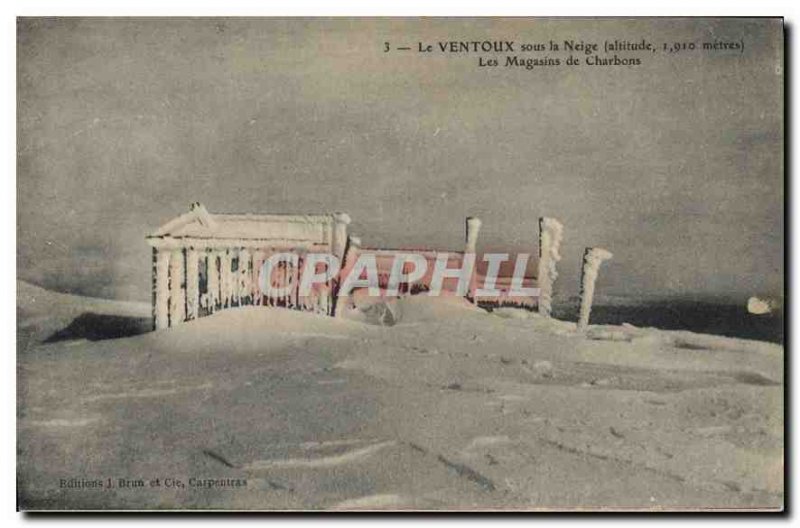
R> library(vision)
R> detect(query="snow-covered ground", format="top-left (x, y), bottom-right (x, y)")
top-left (17, 281), bottom-right (783, 510)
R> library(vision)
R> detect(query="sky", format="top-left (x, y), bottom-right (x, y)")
top-left (17, 17), bottom-right (783, 302)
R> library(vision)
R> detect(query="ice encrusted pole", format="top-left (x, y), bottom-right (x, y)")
top-left (537, 217), bottom-right (564, 318)
top-left (465, 217), bottom-right (482, 300)
top-left (577, 247), bottom-right (613, 332)
top-left (334, 235), bottom-right (361, 317)
top-left (169, 248), bottom-right (186, 326)
top-left (185, 247), bottom-right (199, 320)
top-left (332, 213), bottom-right (352, 263)
top-left (153, 249), bottom-right (170, 330)
top-left (207, 250), bottom-right (220, 312)
top-left (465, 217), bottom-right (482, 254)
top-left (239, 248), bottom-right (251, 305)
top-left (221, 250), bottom-right (232, 308)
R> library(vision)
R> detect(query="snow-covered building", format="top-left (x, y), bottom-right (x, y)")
top-left (146, 203), bottom-right (350, 329)
top-left (146, 203), bottom-right (564, 330)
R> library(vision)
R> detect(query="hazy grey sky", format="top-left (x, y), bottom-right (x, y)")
top-left (18, 18), bottom-right (783, 302)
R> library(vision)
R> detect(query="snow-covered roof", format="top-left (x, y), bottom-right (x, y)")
top-left (147, 203), bottom-right (349, 245)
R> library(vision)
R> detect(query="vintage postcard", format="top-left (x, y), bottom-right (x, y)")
top-left (17, 17), bottom-right (784, 511)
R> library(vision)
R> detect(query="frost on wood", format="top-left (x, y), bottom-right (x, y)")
top-left (577, 247), bottom-right (613, 332)
top-left (332, 213), bottom-right (352, 262)
top-left (464, 217), bottom-right (482, 301)
top-left (465, 217), bottom-right (482, 254)
top-left (335, 235), bottom-right (362, 318)
top-left (153, 250), bottom-right (170, 330)
top-left (185, 248), bottom-right (199, 321)
top-left (252, 250), bottom-right (266, 306)
top-left (168, 249), bottom-right (185, 326)
top-left (207, 251), bottom-right (220, 312)
top-left (221, 250), bottom-right (232, 309)
top-left (537, 217), bottom-right (564, 318)
top-left (238, 248), bottom-right (251, 306)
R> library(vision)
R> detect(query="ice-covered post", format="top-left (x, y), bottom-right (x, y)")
top-left (577, 247), bottom-right (613, 333)
top-left (334, 235), bottom-right (361, 317)
top-left (239, 248), bottom-right (251, 305)
top-left (185, 247), bottom-right (199, 320)
top-left (230, 248), bottom-right (241, 306)
top-left (252, 250), bottom-right (266, 306)
top-left (169, 248), bottom-right (186, 326)
top-left (250, 250), bottom-right (262, 305)
top-left (465, 217), bottom-right (482, 300)
top-left (537, 217), bottom-right (564, 318)
top-left (207, 250), bottom-right (220, 312)
top-left (221, 250), bottom-right (232, 308)
top-left (465, 217), bottom-right (482, 254)
top-left (153, 249), bottom-right (170, 330)
top-left (332, 213), bottom-right (351, 263)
